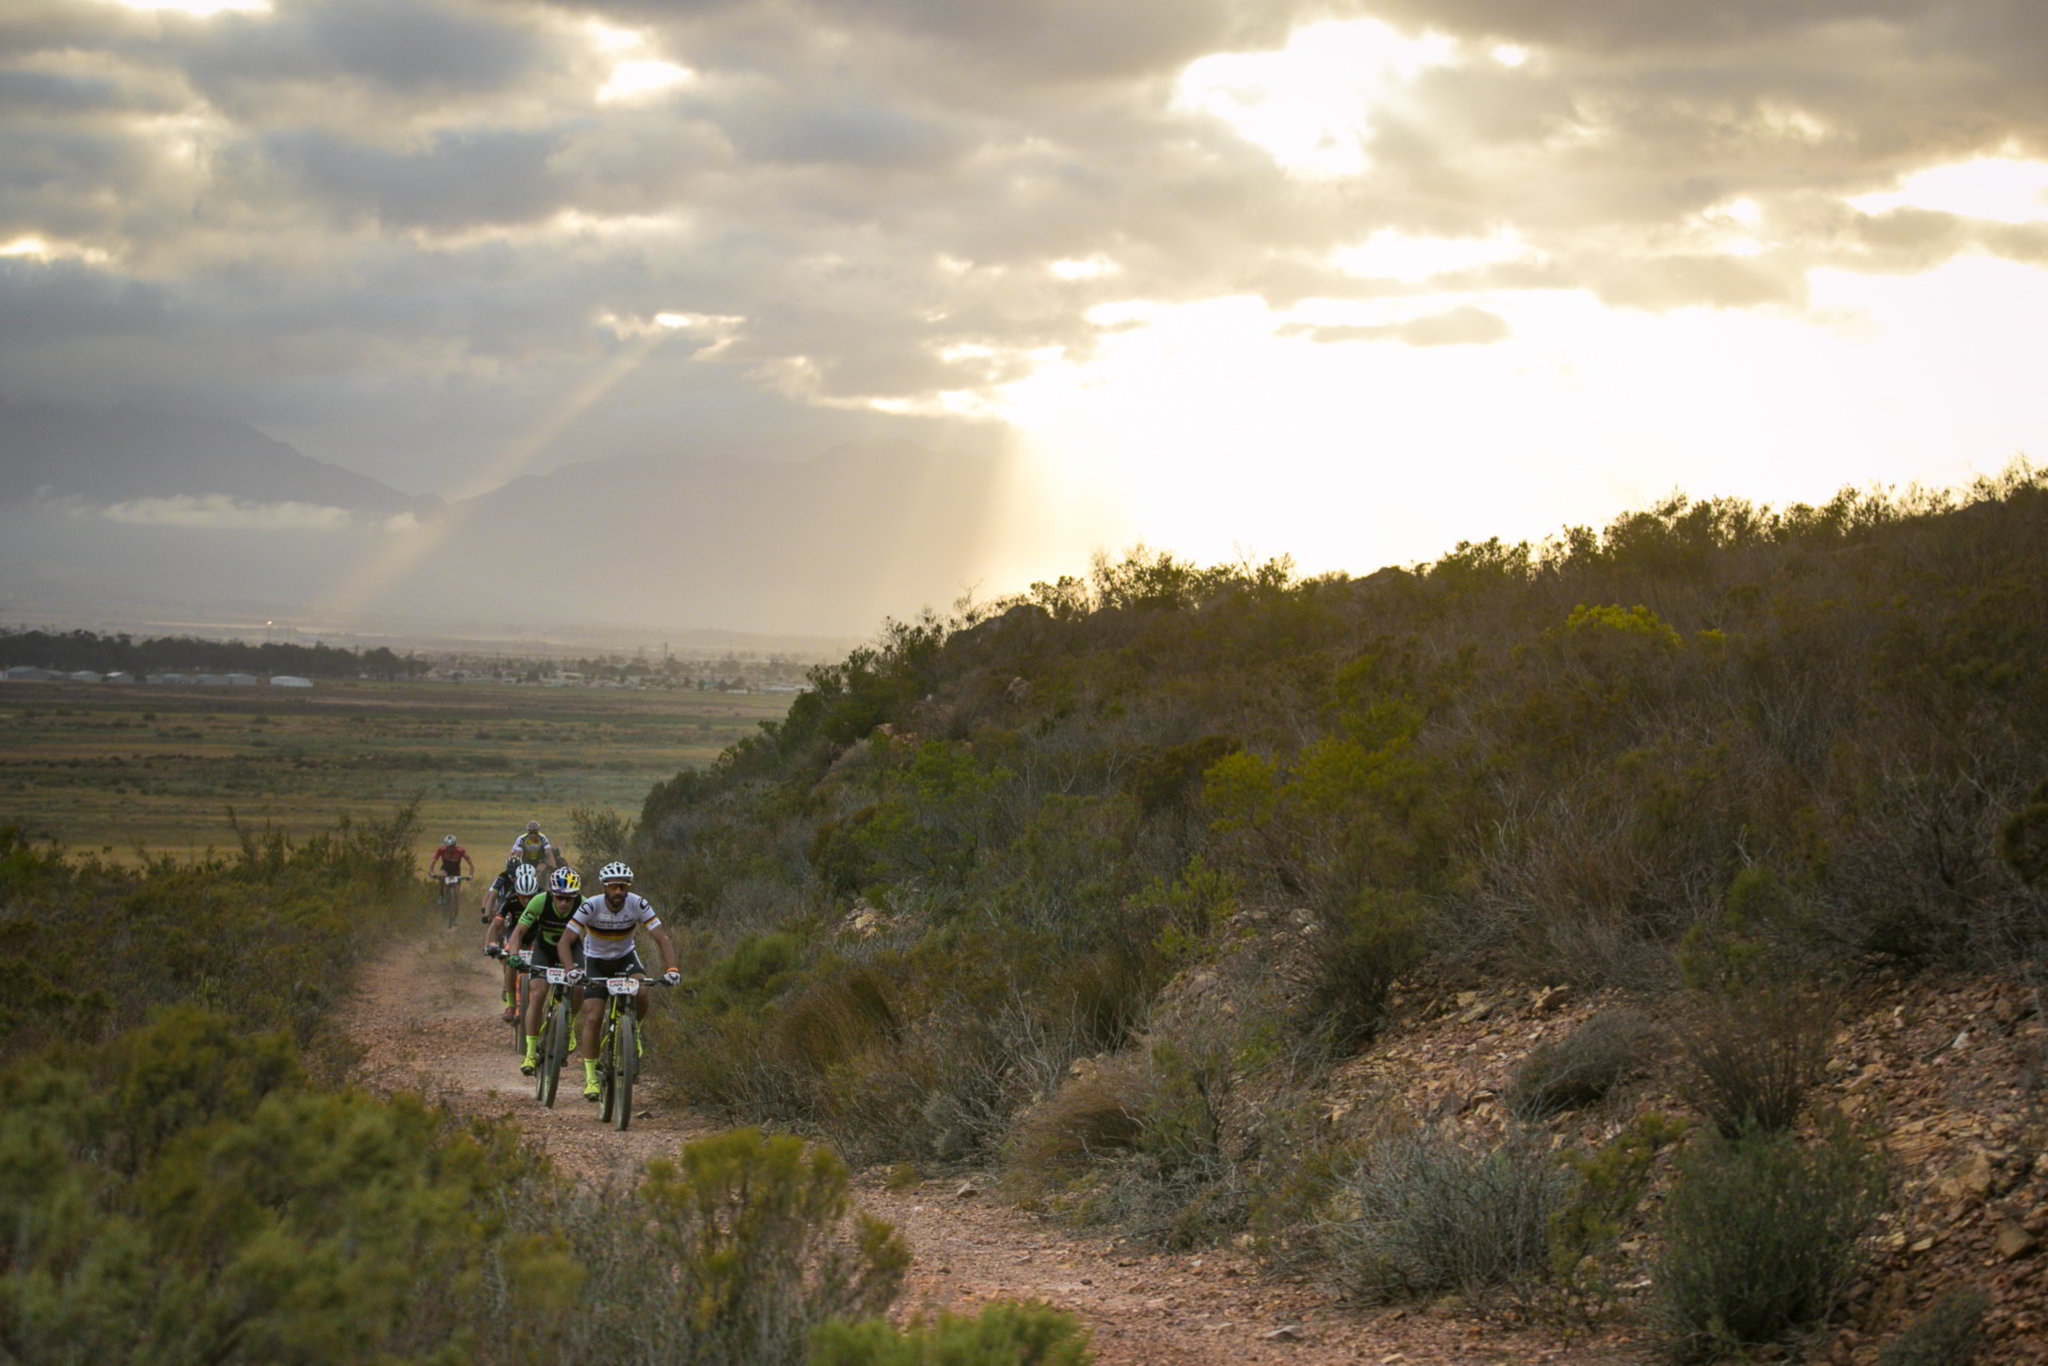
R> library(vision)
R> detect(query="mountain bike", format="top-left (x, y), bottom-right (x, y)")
top-left (514, 958), bottom-right (575, 1108)
top-left (433, 873), bottom-right (470, 928)
top-left (584, 973), bottom-right (672, 1131)
top-left (486, 942), bottom-right (537, 1052)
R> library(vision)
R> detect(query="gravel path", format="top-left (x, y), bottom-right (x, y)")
top-left (341, 934), bottom-right (1641, 1365)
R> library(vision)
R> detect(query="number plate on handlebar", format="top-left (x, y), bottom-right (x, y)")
top-left (545, 968), bottom-right (568, 985)
top-left (445, 875), bottom-right (465, 884)
top-left (606, 977), bottom-right (641, 996)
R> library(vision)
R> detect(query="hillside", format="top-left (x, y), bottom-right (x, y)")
top-left (617, 468), bottom-right (2048, 1363)
top-left (0, 402), bottom-right (419, 514)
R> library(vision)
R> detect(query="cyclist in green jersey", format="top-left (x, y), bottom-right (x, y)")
top-left (504, 866), bottom-right (584, 1076)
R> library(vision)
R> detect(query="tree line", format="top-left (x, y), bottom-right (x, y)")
top-left (0, 627), bottom-right (429, 679)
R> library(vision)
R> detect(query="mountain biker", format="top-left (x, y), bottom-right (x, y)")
top-left (559, 861), bottom-right (680, 1103)
top-left (485, 860), bottom-right (543, 1022)
top-left (504, 866), bottom-right (584, 1076)
top-left (427, 834), bottom-right (475, 881)
top-left (509, 820), bottom-right (561, 870)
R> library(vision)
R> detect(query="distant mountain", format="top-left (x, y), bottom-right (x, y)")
top-left (0, 402), bottom-right (419, 514)
top-left (400, 440), bottom-right (1011, 638)
top-left (0, 404), bottom-right (1026, 640)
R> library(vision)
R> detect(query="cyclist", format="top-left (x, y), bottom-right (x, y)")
top-left (559, 861), bottom-right (680, 1102)
top-left (509, 820), bottom-right (562, 870)
top-left (427, 834), bottom-right (475, 881)
top-left (484, 860), bottom-right (543, 1022)
top-left (504, 866), bottom-right (584, 1076)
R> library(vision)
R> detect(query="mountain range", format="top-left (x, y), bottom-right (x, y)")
top-left (0, 402), bottom-right (1025, 646)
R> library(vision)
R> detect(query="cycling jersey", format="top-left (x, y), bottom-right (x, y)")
top-left (511, 832), bottom-right (553, 863)
top-left (516, 890), bottom-right (577, 949)
top-left (568, 891), bottom-right (662, 960)
top-left (434, 844), bottom-right (467, 872)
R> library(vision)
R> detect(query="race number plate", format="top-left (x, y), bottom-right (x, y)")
top-left (546, 968), bottom-right (568, 985)
top-left (607, 977), bottom-right (641, 996)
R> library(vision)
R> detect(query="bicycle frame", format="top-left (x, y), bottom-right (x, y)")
top-left (584, 974), bottom-right (668, 1131)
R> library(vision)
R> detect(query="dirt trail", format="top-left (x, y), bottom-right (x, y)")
top-left (342, 935), bottom-right (1636, 1365)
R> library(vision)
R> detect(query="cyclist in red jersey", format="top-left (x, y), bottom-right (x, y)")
top-left (428, 834), bottom-right (475, 880)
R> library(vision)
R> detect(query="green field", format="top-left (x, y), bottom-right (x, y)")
top-left (0, 678), bottom-right (793, 863)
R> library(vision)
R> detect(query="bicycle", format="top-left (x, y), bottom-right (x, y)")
top-left (489, 943), bottom-right (538, 1054)
top-left (433, 873), bottom-right (470, 928)
top-left (509, 956), bottom-right (575, 1107)
top-left (582, 972), bottom-right (672, 1131)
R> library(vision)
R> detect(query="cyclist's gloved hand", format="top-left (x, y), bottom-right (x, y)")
top-left (484, 944), bottom-right (501, 958)
top-left (565, 969), bottom-right (584, 985)
top-left (662, 970), bottom-right (681, 986)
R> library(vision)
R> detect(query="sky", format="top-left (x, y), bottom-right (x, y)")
top-left (3, 0), bottom-right (2047, 614)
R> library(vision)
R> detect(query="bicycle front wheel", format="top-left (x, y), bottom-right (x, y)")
top-left (612, 1012), bottom-right (636, 1131)
top-left (538, 998), bottom-right (568, 1108)
top-left (510, 972), bottom-right (529, 1053)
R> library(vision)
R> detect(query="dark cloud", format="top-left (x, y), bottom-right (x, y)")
top-left (175, 0), bottom-right (560, 111)
top-left (0, 68), bottom-right (124, 118)
top-left (0, 0), bottom-right (2041, 511)
top-left (246, 125), bottom-right (571, 231)
top-left (0, 259), bottom-right (176, 342)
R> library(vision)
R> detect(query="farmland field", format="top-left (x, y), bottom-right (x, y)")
top-left (0, 678), bottom-right (793, 863)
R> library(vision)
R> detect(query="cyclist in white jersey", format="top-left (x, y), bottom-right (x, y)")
top-left (560, 860), bottom-right (680, 1102)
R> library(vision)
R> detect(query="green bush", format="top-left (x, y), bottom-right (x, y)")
top-left (637, 1128), bottom-right (909, 1366)
top-left (1543, 1111), bottom-right (1688, 1323)
top-left (1654, 1116), bottom-right (1891, 1362)
top-left (808, 1301), bottom-right (1092, 1366)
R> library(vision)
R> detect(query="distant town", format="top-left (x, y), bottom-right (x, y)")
top-left (0, 626), bottom-right (820, 694)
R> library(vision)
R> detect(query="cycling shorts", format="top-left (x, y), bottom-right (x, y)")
top-left (581, 951), bottom-right (645, 992)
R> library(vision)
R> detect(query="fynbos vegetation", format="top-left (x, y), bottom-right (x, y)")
top-left (619, 469), bottom-right (2046, 1351)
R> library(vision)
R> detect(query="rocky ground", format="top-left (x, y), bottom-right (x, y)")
top-left (342, 934), bottom-right (2043, 1365)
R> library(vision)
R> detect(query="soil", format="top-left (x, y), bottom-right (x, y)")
top-left (341, 934), bottom-right (2045, 1365)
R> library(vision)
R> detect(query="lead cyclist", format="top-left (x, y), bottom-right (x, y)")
top-left (557, 861), bottom-right (680, 1102)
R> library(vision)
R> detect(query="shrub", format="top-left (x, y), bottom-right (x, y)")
top-left (1506, 1008), bottom-right (1663, 1119)
top-left (1676, 992), bottom-right (1833, 1138)
top-left (1876, 1285), bottom-right (1990, 1366)
top-left (1542, 1111), bottom-right (1688, 1323)
top-left (1006, 1057), bottom-right (1146, 1194)
top-left (1654, 1116), bottom-right (1891, 1362)
top-left (1299, 887), bottom-right (1428, 1053)
top-left (808, 1301), bottom-right (1093, 1366)
top-left (637, 1128), bottom-right (910, 1366)
top-left (1324, 1122), bottom-right (1570, 1309)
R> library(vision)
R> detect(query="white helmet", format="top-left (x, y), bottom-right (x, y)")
top-left (513, 863), bottom-right (541, 897)
top-left (442, 835), bottom-right (458, 845)
top-left (598, 861), bottom-right (634, 885)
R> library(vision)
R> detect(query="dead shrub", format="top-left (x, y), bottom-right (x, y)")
top-left (1676, 991), bottom-right (1833, 1139)
top-left (1876, 1285), bottom-right (1991, 1366)
top-left (1506, 1007), bottom-right (1664, 1119)
top-left (1005, 1055), bottom-right (1146, 1195)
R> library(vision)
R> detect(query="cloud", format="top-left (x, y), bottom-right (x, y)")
top-left (1285, 304), bottom-right (1511, 347)
top-left (0, 0), bottom-right (2044, 502)
top-left (88, 493), bottom-right (356, 531)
